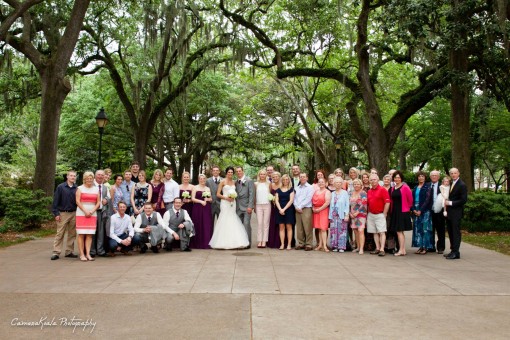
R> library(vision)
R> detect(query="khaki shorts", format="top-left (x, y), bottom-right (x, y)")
top-left (367, 212), bottom-right (387, 233)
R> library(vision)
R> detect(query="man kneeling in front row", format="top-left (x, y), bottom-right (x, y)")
top-left (163, 197), bottom-right (194, 252)
top-left (134, 202), bottom-right (178, 253)
top-left (108, 201), bottom-right (137, 256)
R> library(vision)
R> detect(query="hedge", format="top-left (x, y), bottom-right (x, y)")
top-left (0, 188), bottom-right (52, 232)
top-left (463, 190), bottom-right (510, 232)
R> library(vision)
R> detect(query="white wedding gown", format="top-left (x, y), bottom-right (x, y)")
top-left (209, 185), bottom-right (250, 249)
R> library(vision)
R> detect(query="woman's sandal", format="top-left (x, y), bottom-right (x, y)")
top-left (415, 248), bottom-right (423, 254)
top-left (80, 256), bottom-right (88, 262)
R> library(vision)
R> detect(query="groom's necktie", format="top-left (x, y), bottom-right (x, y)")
top-left (237, 180), bottom-right (241, 185)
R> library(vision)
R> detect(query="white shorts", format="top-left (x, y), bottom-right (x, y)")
top-left (367, 212), bottom-right (387, 233)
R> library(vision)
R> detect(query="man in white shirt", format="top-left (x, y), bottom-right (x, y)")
top-left (293, 173), bottom-right (315, 251)
top-left (429, 170), bottom-right (445, 254)
top-left (162, 168), bottom-right (180, 211)
top-left (108, 201), bottom-right (135, 256)
top-left (134, 202), bottom-right (177, 253)
top-left (163, 198), bottom-right (194, 252)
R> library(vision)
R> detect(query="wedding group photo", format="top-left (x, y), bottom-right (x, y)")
top-left (51, 161), bottom-right (467, 261)
top-left (1, 0), bottom-right (510, 338)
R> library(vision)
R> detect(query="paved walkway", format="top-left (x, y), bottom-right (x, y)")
top-left (1, 217), bottom-right (510, 339)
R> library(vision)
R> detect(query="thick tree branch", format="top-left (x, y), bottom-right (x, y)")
top-left (0, 0), bottom-right (44, 41)
top-left (219, 0), bottom-right (281, 68)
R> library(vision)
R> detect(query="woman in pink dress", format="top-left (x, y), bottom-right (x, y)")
top-left (75, 171), bottom-right (100, 262)
top-left (312, 178), bottom-right (331, 252)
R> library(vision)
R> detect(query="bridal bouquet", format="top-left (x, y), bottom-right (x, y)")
top-left (227, 188), bottom-right (237, 207)
top-left (181, 191), bottom-right (191, 199)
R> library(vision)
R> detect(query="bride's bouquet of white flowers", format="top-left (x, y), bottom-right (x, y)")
top-left (227, 188), bottom-right (238, 207)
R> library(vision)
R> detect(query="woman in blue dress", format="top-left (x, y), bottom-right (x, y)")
top-left (275, 174), bottom-right (295, 250)
top-left (411, 171), bottom-right (434, 254)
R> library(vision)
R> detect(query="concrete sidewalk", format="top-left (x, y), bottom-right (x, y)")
top-left (1, 218), bottom-right (510, 339)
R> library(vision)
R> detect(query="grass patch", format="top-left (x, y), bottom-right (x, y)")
top-left (463, 232), bottom-right (510, 256)
top-left (0, 221), bottom-right (56, 248)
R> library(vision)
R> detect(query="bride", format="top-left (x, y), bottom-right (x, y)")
top-left (209, 166), bottom-right (250, 249)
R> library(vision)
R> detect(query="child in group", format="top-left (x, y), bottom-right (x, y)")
top-left (433, 176), bottom-right (451, 217)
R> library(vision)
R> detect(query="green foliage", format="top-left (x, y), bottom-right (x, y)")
top-left (463, 191), bottom-right (510, 232)
top-left (0, 189), bottom-right (52, 232)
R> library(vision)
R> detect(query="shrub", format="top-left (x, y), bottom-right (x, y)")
top-left (463, 190), bottom-right (510, 232)
top-left (0, 189), bottom-right (52, 232)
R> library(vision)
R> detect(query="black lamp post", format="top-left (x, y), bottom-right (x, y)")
top-left (95, 108), bottom-right (108, 169)
top-left (334, 136), bottom-right (342, 168)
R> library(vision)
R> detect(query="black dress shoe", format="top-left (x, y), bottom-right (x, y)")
top-left (140, 244), bottom-right (148, 254)
top-left (97, 253), bottom-right (108, 257)
top-left (183, 247), bottom-right (191, 252)
top-left (64, 253), bottom-right (78, 258)
top-left (151, 246), bottom-right (159, 253)
top-left (50, 254), bottom-right (59, 260)
top-left (165, 246), bottom-right (173, 252)
top-left (446, 253), bottom-right (460, 260)
top-left (443, 252), bottom-right (451, 257)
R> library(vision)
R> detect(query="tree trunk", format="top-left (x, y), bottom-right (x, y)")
top-left (449, 0), bottom-right (473, 192)
top-left (33, 70), bottom-right (71, 196)
top-left (368, 142), bottom-right (390, 176)
top-left (398, 128), bottom-right (407, 171)
top-left (134, 130), bottom-right (149, 169)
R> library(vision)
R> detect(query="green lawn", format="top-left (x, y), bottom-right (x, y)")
top-left (0, 227), bottom-right (55, 248)
top-left (463, 233), bottom-right (510, 256)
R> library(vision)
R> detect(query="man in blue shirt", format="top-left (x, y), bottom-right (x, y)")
top-left (294, 173), bottom-right (315, 251)
top-left (51, 170), bottom-right (78, 260)
top-left (120, 170), bottom-right (135, 215)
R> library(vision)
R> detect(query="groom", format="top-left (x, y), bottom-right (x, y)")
top-left (235, 166), bottom-right (255, 247)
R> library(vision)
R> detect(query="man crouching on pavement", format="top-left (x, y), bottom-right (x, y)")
top-left (134, 202), bottom-right (178, 253)
top-left (163, 197), bottom-right (194, 252)
top-left (108, 201), bottom-right (137, 256)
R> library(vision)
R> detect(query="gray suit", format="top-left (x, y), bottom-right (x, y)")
top-left (206, 176), bottom-right (222, 227)
top-left (91, 183), bottom-right (111, 256)
top-left (164, 209), bottom-right (195, 250)
top-left (235, 177), bottom-right (254, 244)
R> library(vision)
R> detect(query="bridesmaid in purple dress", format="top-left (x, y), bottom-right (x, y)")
top-left (266, 172), bottom-right (282, 248)
top-left (190, 174), bottom-right (213, 249)
top-left (150, 169), bottom-right (166, 215)
top-left (179, 171), bottom-right (194, 217)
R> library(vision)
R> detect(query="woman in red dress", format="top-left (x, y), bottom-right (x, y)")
top-left (312, 178), bottom-right (331, 252)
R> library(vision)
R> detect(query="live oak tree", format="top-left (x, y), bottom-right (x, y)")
top-left (81, 0), bottom-right (233, 168)
top-left (219, 0), bottom-right (450, 175)
top-left (0, 0), bottom-right (91, 195)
